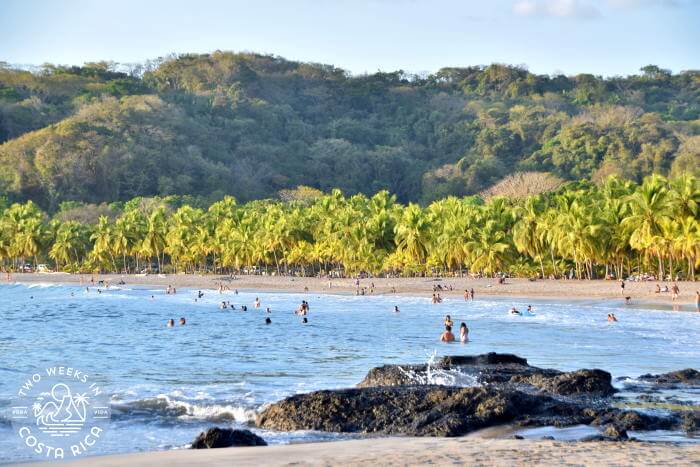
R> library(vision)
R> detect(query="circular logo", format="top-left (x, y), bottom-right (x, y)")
top-left (8, 366), bottom-right (111, 460)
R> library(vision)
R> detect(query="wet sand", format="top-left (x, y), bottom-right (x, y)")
top-left (9, 272), bottom-right (699, 307)
top-left (25, 437), bottom-right (700, 467)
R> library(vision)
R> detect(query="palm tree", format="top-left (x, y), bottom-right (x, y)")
top-left (394, 204), bottom-right (431, 272)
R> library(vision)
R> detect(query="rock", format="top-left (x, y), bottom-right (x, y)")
top-left (591, 409), bottom-right (676, 431)
top-left (638, 369), bottom-right (700, 387)
top-left (358, 353), bottom-right (614, 398)
top-left (191, 428), bottom-right (267, 449)
top-left (257, 385), bottom-right (588, 437)
top-left (513, 434), bottom-right (524, 439)
top-left (511, 369), bottom-right (616, 396)
top-left (602, 424), bottom-right (629, 440)
top-left (681, 411), bottom-right (700, 432)
top-left (440, 353), bottom-right (528, 367)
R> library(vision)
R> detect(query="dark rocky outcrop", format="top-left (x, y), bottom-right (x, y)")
top-left (639, 369), bottom-right (700, 387)
top-left (257, 385), bottom-right (592, 436)
top-left (191, 428), bottom-right (267, 449)
top-left (511, 369), bottom-right (615, 396)
top-left (255, 354), bottom-right (695, 441)
top-left (358, 352), bottom-right (615, 397)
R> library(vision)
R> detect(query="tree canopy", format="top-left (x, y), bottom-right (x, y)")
top-left (1, 53), bottom-right (698, 210)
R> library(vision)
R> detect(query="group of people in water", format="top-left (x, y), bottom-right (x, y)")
top-left (440, 314), bottom-right (469, 343)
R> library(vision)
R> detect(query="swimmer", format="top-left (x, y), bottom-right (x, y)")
top-left (265, 317), bottom-right (272, 324)
top-left (607, 313), bottom-right (618, 322)
top-left (266, 307), bottom-right (272, 313)
top-left (394, 305), bottom-right (400, 313)
top-left (151, 295), bottom-right (155, 300)
top-left (220, 301), bottom-right (227, 309)
top-left (510, 307), bottom-right (521, 316)
top-left (167, 319), bottom-right (175, 327)
top-left (241, 305), bottom-right (247, 311)
top-left (198, 290), bottom-right (204, 299)
top-left (234, 289), bottom-right (238, 295)
top-left (440, 325), bottom-right (455, 342)
top-left (179, 317), bottom-right (186, 326)
top-left (459, 322), bottom-right (469, 343)
top-left (254, 297), bottom-right (261, 308)
top-left (526, 305), bottom-right (533, 314)
top-left (444, 315), bottom-right (453, 327)
top-left (302, 317), bottom-right (308, 324)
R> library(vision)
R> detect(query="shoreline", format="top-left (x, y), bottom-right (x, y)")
top-left (23, 437), bottom-right (700, 467)
top-left (7, 272), bottom-right (699, 308)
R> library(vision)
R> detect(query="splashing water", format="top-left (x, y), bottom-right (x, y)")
top-left (398, 350), bottom-right (478, 386)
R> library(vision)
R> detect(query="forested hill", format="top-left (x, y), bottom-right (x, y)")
top-left (0, 52), bottom-right (698, 211)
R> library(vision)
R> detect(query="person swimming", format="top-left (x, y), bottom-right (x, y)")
top-left (265, 317), bottom-right (272, 324)
top-left (179, 317), bottom-right (186, 326)
top-left (266, 307), bottom-right (272, 313)
top-left (198, 290), bottom-right (204, 299)
top-left (167, 319), bottom-right (175, 327)
top-left (607, 313), bottom-right (618, 322)
top-left (459, 322), bottom-right (469, 343)
top-left (302, 317), bottom-right (308, 324)
top-left (440, 325), bottom-right (455, 342)
top-left (510, 307), bottom-right (521, 316)
top-left (220, 301), bottom-right (227, 309)
top-left (444, 315), bottom-right (453, 327)
top-left (625, 296), bottom-right (631, 304)
top-left (254, 297), bottom-right (261, 308)
top-left (394, 305), bottom-right (400, 313)
top-left (526, 305), bottom-right (533, 314)
top-left (241, 305), bottom-right (247, 311)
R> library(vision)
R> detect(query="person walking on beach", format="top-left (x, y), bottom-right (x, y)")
top-left (671, 283), bottom-right (680, 301)
top-left (695, 291), bottom-right (699, 311)
top-left (619, 279), bottom-right (625, 296)
top-left (470, 288), bottom-right (475, 300)
top-left (464, 289), bottom-right (469, 301)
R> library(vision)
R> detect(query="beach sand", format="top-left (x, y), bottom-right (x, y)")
top-left (10, 272), bottom-right (699, 306)
top-left (24, 437), bottom-right (700, 467)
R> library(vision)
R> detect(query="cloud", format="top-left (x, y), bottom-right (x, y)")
top-left (512, 0), bottom-right (602, 19)
top-left (606, 0), bottom-right (680, 8)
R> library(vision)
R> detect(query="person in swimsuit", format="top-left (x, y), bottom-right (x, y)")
top-left (607, 313), bottom-right (618, 322)
top-left (459, 322), bottom-right (469, 343)
top-left (179, 317), bottom-right (186, 326)
top-left (394, 306), bottom-right (400, 313)
top-left (440, 325), bottom-right (455, 342)
top-left (510, 307), bottom-right (521, 316)
top-left (444, 315), bottom-right (453, 327)
top-left (671, 283), bottom-right (680, 301)
top-left (619, 280), bottom-right (625, 296)
top-left (167, 319), bottom-right (174, 327)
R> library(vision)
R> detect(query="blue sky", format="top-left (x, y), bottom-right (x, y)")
top-left (1, 0), bottom-right (697, 76)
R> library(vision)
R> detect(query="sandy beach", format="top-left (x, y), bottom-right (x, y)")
top-left (24, 437), bottom-right (700, 467)
top-left (10, 272), bottom-right (699, 306)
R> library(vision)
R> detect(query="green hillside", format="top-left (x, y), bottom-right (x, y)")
top-left (0, 53), bottom-right (698, 210)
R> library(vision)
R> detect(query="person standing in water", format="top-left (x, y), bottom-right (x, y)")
top-left (179, 317), bottom-right (186, 326)
top-left (167, 319), bottom-right (174, 327)
top-left (696, 291), bottom-right (700, 311)
top-left (440, 325), bottom-right (455, 342)
top-left (394, 305), bottom-right (400, 313)
top-left (459, 322), bottom-right (469, 343)
top-left (444, 315), bottom-right (453, 327)
top-left (619, 279), bottom-right (625, 296)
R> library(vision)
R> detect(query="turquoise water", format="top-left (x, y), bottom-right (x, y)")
top-left (1, 282), bottom-right (699, 462)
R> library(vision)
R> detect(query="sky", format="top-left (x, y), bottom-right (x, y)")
top-left (1, 0), bottom-right (698, 77)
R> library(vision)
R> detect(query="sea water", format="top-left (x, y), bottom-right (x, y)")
top-left (0, 282), bottom-right (698, 462)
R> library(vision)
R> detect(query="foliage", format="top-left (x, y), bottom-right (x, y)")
top-left (0, 175), bottom-right (696, 281)
top-left (0, 54), bottom-right (698, 209)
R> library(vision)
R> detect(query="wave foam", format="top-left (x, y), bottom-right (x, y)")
top-left (111, 394), bottom-right (256, 423)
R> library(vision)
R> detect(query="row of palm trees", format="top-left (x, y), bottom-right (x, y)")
top-left (0, 174), bottom-right (697, 280)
